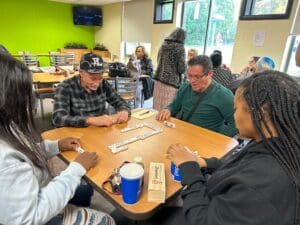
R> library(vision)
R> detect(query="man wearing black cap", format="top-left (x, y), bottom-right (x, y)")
top-left (52, 53), bottom-right (130, 127)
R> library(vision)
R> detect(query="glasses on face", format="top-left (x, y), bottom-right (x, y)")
top-left (187, 73), bottom-right (208, 80)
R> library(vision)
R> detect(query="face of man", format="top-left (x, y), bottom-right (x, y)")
top-left (187, 65), bottom-right (212, 92)
top-left (79, 69), bottom-right (103, 93)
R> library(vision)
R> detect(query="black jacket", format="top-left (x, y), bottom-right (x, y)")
top-left (179, 140), bottom-right (296, 225)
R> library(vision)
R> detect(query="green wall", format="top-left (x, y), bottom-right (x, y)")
top-left (0, 0), bottom-right (95, 65)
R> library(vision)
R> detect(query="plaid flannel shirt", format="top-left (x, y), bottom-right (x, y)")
top-left (52, 75), bottom-right (130, 127)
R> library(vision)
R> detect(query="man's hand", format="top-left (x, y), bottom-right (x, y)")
top-left (86, 115), bottom-right (116, 127)
top-left (58, 137), bottom-right (80, 152)
top-left (74, 152), bottom-right (99, 171)
top-left (115, 111), bottom-right (129, 123)
top-left (156, 109), bottom-right (171, 121)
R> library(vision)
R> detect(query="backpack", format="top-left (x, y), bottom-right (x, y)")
top-left (109, 62), bottom-right (128, 77)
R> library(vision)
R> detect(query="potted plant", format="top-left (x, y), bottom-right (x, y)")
top-left (64, 42), bottom-right (88, 49)
top-left (60, 42), bottom-right (91, 64)
top-left (92, 43), bottom-right (111, 59)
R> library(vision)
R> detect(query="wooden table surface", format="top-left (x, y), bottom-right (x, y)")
top-left (42, 114), bottom-right (238, 220)
top-left (32, 72), bottom-right (149, 84)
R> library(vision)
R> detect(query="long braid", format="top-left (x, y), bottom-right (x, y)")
top-left (240, 71), bottom-right (300, 224)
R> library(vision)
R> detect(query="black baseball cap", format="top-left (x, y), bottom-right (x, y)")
top-left (80, 53), bottom-right (104, 74)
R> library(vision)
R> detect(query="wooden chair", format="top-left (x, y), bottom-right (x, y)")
top-left (19, 52), bottom-right (39, 67)
top-left (49, 52), bottom-right (75, 66)
top-left (34, 82), bottom-right (57, 119)
top-left (115, 77), bottom-right (139, 108)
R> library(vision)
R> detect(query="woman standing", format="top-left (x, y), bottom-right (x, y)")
top-left (167, 71), bottom-right (300, 224)
top-left (153, 27), bottom-right (186, 111)
top-left (0, 53), bottom-right (114, 225)
top-left (135, 45), bottom-right (154, 102)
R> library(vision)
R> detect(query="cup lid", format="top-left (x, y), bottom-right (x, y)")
top-left (120, 163), bottom-right (144, 179)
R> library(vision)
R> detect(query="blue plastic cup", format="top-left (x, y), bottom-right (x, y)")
top-left (171, 162), bottom-right (182, 182)
top-left (119, 163), bottom-right (144, 204)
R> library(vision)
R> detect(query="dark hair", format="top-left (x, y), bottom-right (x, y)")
top-left (252, 56), bottom-right (260, 63)
top-left (0, 52), bottom-right (49, 171)
top-left (188, 55), bottom-right (212, 74)
top-left (0, 45), bottom-right (9, 54)
top-left (210, 50), bottom-right (222, 68)
top-left (239, 70), bottom-right (300, 224)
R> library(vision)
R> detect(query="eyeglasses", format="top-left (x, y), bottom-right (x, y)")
top-left (187, 73), bottom-right (208, 80)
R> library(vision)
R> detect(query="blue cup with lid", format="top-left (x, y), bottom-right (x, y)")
top-left (120, 163), bottom-right (144, 204)
top-left (171, 162), bottom-right (182, 182)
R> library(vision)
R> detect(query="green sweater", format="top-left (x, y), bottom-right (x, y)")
top-left (167, 81), bottom-right (237, 137)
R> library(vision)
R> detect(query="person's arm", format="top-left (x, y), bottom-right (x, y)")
top-left (296, 42), bottom-right (300, 67)
top-left (52, 83), bottom-right (88, 127)
top-left (40, 138), bottom-right (81, 159)
top-left (166, 83), bottom-right (188, 116)
top-left (103, 80), bottom-right (131, 115)
top-left (179, 161), bottom-right (285, 225)
top-left (0, 159), bottom-right (86, 225)
top-left (218, 90), bottom-right (238, 137)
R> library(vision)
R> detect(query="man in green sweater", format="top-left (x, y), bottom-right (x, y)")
top-left (156, 55), bottom-right (237, 137)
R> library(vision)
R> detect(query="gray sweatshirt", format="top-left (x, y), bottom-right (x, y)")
top-left (0, 140), bottom-right (86, 225)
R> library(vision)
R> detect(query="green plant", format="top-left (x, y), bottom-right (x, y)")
top-left (93, 43), bottom-right (108, 51)
top-left (64, 42), bottom-right (88, 49)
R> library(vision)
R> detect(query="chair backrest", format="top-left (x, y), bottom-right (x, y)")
top-left (21, 54), bottom-right (39, 67)
top-left (115, 77), bottom-right (139, 108)
top-left (49, 52), bottom-right (75, 66)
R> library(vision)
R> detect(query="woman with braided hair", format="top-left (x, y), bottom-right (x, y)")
top-left (166, 70), bottom-right (300, 225)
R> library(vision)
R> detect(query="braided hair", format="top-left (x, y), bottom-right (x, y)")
top-left (239, 70), bottom-right (300, 224)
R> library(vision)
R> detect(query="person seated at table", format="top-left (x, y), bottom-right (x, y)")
top-left (156, 55), bottom-right (237, 137)
top-left (255, 56), bottom-right (275, 72)
top-left (187, 48), bottom-right (198, 61)
top-left (166, 70), bottom-right (300, 225)
top-left (210, 50), bottom-right (232, 88)
top-left (0, 52), bottom-right (115, 225)
top-left (240, 55), bottom-right (260, 78)
top-left (53, 53), bottom-right (131, 127)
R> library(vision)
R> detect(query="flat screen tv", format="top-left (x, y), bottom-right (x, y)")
top-left (73, 6), bottom-right (102, 26)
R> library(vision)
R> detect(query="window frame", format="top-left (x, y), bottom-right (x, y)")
top-left (239, 0), bottom-right (293, 20)
top-left (153, 0), bottom-right (175, 24)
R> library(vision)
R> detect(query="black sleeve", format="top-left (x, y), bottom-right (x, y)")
top-left (179, 162), bottom-right (285, 225)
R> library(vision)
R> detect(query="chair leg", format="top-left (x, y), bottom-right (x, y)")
top-left (141, 92), bottom-right (144, 108)
top-left (39, 97), bottom-right (45, 119)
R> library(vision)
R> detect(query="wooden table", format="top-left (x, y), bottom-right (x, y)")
top-left (42, 115), bottom-right (238, 220)
top-left (32, 72), bottom-right (77, 84)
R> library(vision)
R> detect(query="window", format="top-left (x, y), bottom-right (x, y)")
top-left (181, 0), bottom-right (241, 66)
top-left (285, 36), bottom-right (300, 77)
top-left (154, 0), bottom-right (175, 24)
top-left (240, 0), bottom-right (293, 20)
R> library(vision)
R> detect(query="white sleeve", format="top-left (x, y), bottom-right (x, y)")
top-left (41, 140), bottom-right (60, 159)
top-left (0, 160), bottom-right (86, 225)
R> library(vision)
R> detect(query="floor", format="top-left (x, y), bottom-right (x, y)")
top-left (34, 97), bottom-right (167, 225)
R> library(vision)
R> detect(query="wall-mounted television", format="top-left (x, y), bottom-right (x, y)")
top-left (73, 6), bottom-right (102, 26)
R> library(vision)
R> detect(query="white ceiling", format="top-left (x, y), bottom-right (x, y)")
top-left (49, 0), bottom-right (131, 6)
